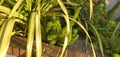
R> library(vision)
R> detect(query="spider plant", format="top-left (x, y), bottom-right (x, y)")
top-left (0, 0), bottom-right (23, 57)
top-left (85, 1), bottom-right (120, 57)
top-left (73, 0), bottom-right (105, 57)
top-left (0, 0), bottom-right (98, 57)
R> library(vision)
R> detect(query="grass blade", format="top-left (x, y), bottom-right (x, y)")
top-left (59, 36), bottom-right (68, 57)
top-left (0, 6), bottom-right (11, 14)
top-left (26, 12), bottom-right (35, 57)
top-left (35, 13), bottom-right (42, 57)
top-left (89, 22), bottom-right (105, 57)
top-left (35, 3), bottom-right (42, 57)
top-left (0, 6), bottom-right (25, 19)
top-left (57, 0), bottom-right (70, 35)
top-left (71, 7), bottom-right (81, 26)
top-left (25, 0), bottom-right (33, 11)
top-left (59, 15), bottom-right (70, 57)
top-left (8, 0), bottom-right (23, 18)
top-left (70, 18), bottom-right (96, 57)
top-left (112, 21), bottom-right (120, 39)
top-left (57, 0), bottom-right (69, 18)
top-left (90, 0), bottom-right (93, 19)
top-left (57, 0), bottom-right (70, 57)
top-left (0, 19), bottom-right (16, 57)
top-left (0, 0), bottom-right (24, 56)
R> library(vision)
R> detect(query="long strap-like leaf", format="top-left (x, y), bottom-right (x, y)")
top-left (0, 19), bottom-right (16, 57)
top-left (90, 0), bottom-right (93, 20)
top-left (0, 6), bottom-right (25, 19)
top-left (57, 0), bottom-right (70, 57)
top-left (70, 18), bottom-right (96, 57)
top-left (8, 0), bottom-right (23, 18)
top-left (26, 12), bottom-right (35, 57)
top-left (89, 22), bottom-right (104, 57)
top-left (35, 12), bottom-right (42, 57)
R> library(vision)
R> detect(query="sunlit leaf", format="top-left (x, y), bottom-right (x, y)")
top-left (70, 18), bottom-right (96, 57)
top-left (57, 0), bottom-right (70, 57)
top-left (0, 6), bottom-right (25, 19)
top-left (35, 13), bottom-right (42, 57)
top-left (26, 12), bottom-right (35, 57)
top-left (0, 19), bottom-right (16, 57)
top-left (90, 0), bottom-right (93, 20)
top-left (8, 0), bottom-right (23, 18)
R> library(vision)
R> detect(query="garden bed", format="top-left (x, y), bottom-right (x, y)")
top-left (7, 36), bottom-right (93, 57)
top-left (0, 0), bottom-right (120, 57)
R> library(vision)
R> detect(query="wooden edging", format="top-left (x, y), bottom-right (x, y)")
top-left (7, 36), bottom-right (93, 57)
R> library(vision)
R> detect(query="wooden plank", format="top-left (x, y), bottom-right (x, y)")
top-left (13, 47), bottom-right (19, 56)
top-left (7, 46), bottom-right (12, 55)
top-left (44, 45), bottom-right (53, 55)
top-left (42, 53), bottom-right (49, 57)
top-left (19, 48), bottom-right (25, 56)
top-left (82, 53), bottom-right (89, 57)
top-left (75, 51), bottom-right (82, 57)
top-left (66, 50), bottom-right (74, 57)
top-left (50, 46), bottom-right (61, 57)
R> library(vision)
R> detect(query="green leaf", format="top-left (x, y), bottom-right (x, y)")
top-left (49, 39), bottom-right (57, 44)
top-left (8, 0), bottom-right (23, 18)
top-left (113, 54), bottom-right (120, 57)
top-left (70, 18), bottom-right (96, 57)
top-left (69, 35), bottom-right (79, 45)
top-left (47, 34), bottom-right (57, 41)
top-left (35, 13), bottom-right (42, 57)
top-left (112, 21), bottom-right (120, 39)
top-left (26, 12), bottom-right (35, 57)
top-left (59, 36), bottom-right (68, 57)
top-left (89, 22), bottom-right (105, 57)
top-left (0, 19), bottom-right (16, 57)
top-left (57, 0), bottom-right (70, 56)
top-left (90, 0), bottom-right (93, 20)
top-left (25, 0), bottom-right (33, 11)
top-left (0, 6), bottom-right (25, 19)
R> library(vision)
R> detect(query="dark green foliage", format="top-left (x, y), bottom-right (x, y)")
top-left (75, 0), bottom-right (120, 56)
top-left (88, 1), bottom-right (120, 56)
top-left (101, 19), bottom-right (120, 56)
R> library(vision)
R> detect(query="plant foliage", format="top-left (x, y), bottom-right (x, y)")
top-left (0, 0), bottom-right (94, 57)
top-left (1, 0), bottom-right (120, 57)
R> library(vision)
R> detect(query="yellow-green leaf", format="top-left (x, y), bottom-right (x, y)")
top-left (26, 12), bottom-right (35, 57)
top-left (0, 19), bottom-right (16, 57)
